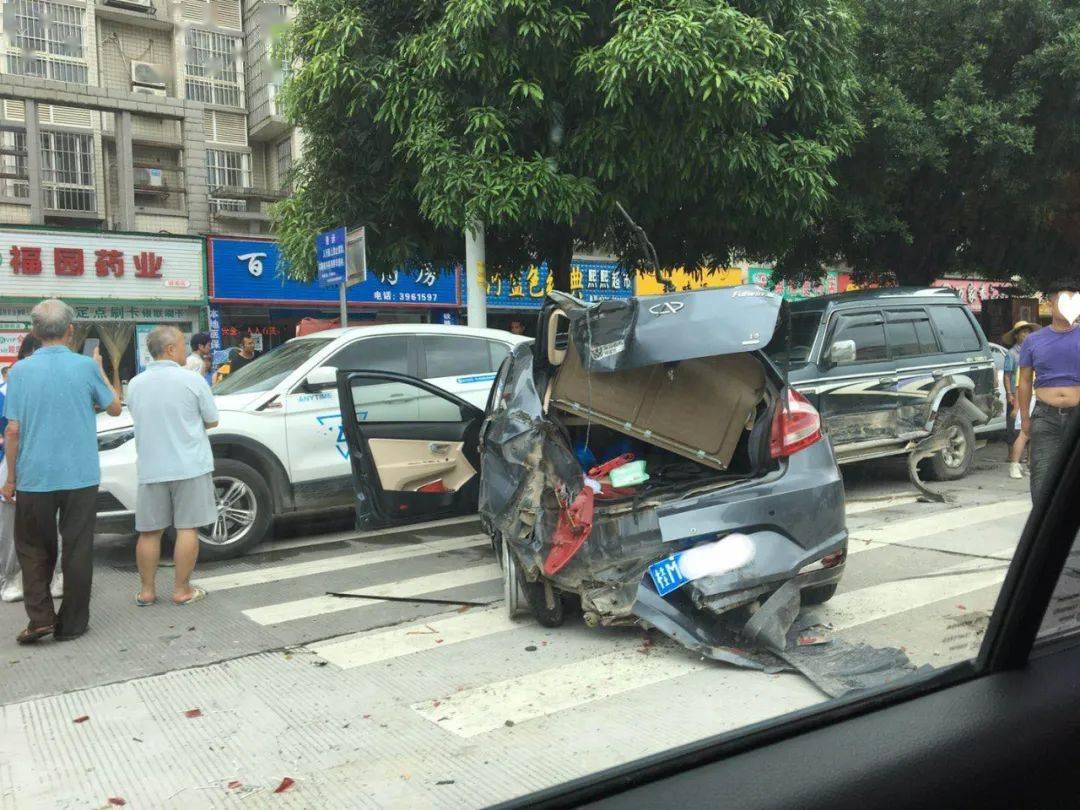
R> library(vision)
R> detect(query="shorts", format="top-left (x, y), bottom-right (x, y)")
top-left (135, 473), bottom-right (218, 532)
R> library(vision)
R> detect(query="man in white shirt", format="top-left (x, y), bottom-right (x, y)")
top-left (184, 332), bottom-right (213, 384)
top-left (128, 326), bottom-right (219, 606)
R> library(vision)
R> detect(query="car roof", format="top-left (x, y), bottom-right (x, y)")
top-left (789, 287), bottom-right (961, 314)
top-left (292, 323), bottom-right (531, 344)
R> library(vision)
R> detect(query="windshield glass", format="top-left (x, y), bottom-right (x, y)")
top-left (213, 338), bottom-right (332, 395)
top-left (765, 312), bottom-right (822, 364)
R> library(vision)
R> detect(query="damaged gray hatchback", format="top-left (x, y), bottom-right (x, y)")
top-left (479, 285), bottom-right (849, 665)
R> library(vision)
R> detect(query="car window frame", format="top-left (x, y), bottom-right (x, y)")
top-left (927, 303), bottom-right (985, 355)
top-left (287, 334), bottom-right (419, 395)
top-left (884, 306), bottom-right (941, 361)
top-left (416, 334), bottom-right (512, 379)
top-left (822, 307), bottom-right (888, 367)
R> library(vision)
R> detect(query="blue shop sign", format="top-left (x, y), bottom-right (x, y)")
top-left (208, 238), bottom-right (460, 308)
top-left (472, 259), bottom-right (635, 309)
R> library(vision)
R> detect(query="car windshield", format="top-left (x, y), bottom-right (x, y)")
top-left (765, 311), bottom-right (822, 364)
top-left (213, 338), bottom-right (332, 395)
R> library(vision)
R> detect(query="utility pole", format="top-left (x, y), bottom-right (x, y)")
top-left (465, 223), bottom-right (487, 328)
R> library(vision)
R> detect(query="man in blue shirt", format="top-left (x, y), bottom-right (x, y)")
top-left (2, 300), bottom-right (121, 644)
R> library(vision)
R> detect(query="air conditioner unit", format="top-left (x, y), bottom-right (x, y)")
top-left (130, 61), bottom-right (166, 88)
top-left (104, 0), bottom-right (154, 11)
top-left (131, 84), bottom-right (167, 97)
top-left (135, 167), bottom-right (164, 188)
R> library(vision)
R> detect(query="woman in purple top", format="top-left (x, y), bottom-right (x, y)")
top-left (1018, 279), bottom-right (1080, 502)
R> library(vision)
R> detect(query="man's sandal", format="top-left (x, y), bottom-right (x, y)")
top-left (16, 625), bottom-right (55, 644)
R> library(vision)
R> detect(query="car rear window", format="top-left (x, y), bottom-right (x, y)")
top-left (930, 305), bottom-right (982, 352)
top-left (422, 335), bottom-right (506, 377)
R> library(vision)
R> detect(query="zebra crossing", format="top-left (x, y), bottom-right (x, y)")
top-left (1, 489), bottom-right (1039, 808)
top-left (186, 495), bottom-right (1033, 741)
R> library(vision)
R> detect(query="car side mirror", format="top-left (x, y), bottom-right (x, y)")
top-left (828, 339), bottom-right (857, 366)
top-left (303, 365), bottom-right (337, 391)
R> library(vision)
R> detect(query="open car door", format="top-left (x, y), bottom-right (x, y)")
top-left (336, 370), bottom-right (485, 530)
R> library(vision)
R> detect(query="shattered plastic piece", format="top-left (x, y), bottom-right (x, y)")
top-left (107, 799), bottom-right (126, 807)
top-left (227, 781), bottom-right (243, 790)
top-left (73, 715), bottom-right (89, 724)
top-left (544, 486), bottom-right (595, 575)
top-left (272, 777), bottom-right (295, 794)
top-left (183, 708), bottom-right (203, 719)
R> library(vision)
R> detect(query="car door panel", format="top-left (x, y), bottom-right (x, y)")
top-left (283, 335), bottom-right (415, 489)
top-left (812, 310), bottom-right (899, 451)
top-left (337, 370), bottom-right (484, 529)
top-left (886, 308), bottom-right (943, 434)
top-left (366, 438), bottom-right (477, 491)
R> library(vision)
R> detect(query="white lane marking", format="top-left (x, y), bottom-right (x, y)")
top-left (242, 563), bottom-right (502, 625)
top-left (412, 643), bottom-right (712, 737)
top-left (199, 535), bottom-right (489, 592)
top-left (845, 499), bottom-right (1029, 557)
top-left (310, 607), bottom-right (523, 669)
top-left (408, 550), bottom-right (1018, 738)
top-left (824, 550), bottom-right (1014, 631)
top-left (249, 514), bottom-right (482, 555)
top-left (845, 496), bottom-right (919, 515)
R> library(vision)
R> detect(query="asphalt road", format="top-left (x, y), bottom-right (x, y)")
top-left (0, 441), bottom-right (1039, 807)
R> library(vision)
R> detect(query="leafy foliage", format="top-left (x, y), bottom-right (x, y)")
top-left (796, 0), bottom-right (1080, 287)
top-left (273, 0), bottom-right (862, 285)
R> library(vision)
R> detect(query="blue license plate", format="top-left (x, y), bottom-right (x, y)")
top-left (648, 554), bottom-right (690, 596)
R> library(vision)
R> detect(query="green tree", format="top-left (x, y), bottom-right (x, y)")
top-left (274, 0), bottom-right (862, 288)
top-left (794, 0), bottom-right (1080, 288)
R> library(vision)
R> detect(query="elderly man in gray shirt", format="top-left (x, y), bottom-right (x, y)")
top-left (127, 326), bottom-right (219, 606)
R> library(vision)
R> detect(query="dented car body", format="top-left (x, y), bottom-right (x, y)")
top-left (477, 286), bottom-right (848, 654)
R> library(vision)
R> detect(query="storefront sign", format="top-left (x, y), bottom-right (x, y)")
top-left (749, 267), bottom-right (840, 301)
top-left (208, 306), bottom-right (222, 351)
top-left (0, 228), bottom-right (204, 302)
top-left (932, 278), bottom-right (1012, 313)
top-left (482, 260), bottom-right (635, 309)
top-left (0, 330), bottom-right (27, 365)
top-left (208, 237), bottom-right (461, 309)
top-left (635, 267), bottom-right (744, 296)
top-left (0, 302), bottom-right (196, 322)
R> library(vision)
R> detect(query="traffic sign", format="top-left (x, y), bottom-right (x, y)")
top-left (316, 226), bottom-right (347, 287)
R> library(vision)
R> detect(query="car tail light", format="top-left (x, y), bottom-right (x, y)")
top-left (770, 388), bottom-right (823, 458)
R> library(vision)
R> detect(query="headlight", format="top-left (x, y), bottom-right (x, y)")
top-left (97, 428), bottom-right (134, 452)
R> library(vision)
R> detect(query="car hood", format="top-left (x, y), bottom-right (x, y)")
top-left (549, 284), bottom-right (782, 373)
top-left (95, 391), bottom-right (263, 433)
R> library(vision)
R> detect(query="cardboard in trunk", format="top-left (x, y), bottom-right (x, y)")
top-left (550, 337), bottom-right (766, 471)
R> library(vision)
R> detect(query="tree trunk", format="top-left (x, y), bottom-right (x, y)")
top-left (548, 238), bottom-right (575, 294)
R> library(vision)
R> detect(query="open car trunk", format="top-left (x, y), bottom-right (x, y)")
top-left (478, 286), bottom-right (786, 621)
top-left (549, 337), bottom-right (772, 486)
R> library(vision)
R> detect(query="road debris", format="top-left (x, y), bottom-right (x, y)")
top-left (272, 777), bottom-right (296, 794)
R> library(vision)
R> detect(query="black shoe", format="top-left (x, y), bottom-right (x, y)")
top-left (54, 628), bottom-right (87, 641)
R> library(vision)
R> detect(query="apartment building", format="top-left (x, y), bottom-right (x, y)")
top-left (0, 0), bottom-right (296, 235)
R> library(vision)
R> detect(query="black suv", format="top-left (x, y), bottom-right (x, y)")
top-left (767, 288), bottom-right (999, 482)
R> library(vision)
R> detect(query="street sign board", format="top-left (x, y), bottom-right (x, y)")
top-left (345, 226), bottom-right (368, 287)
top-left (316, 226), bottom-right (347, 287)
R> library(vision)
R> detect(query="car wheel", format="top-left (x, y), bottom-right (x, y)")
top-left (197, 458), bottom-right (273, 560)
top-left (802, 583), bottom-right (838, 605)
top-left (500, 535), bottom-right (530, 619)
top-left (520, 573), bottom-right (566, 628)
top-left (925, 408), bottom-right (976, 481)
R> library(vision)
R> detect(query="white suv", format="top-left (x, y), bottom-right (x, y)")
top-left (95, 324), bottom-right (528, 558)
